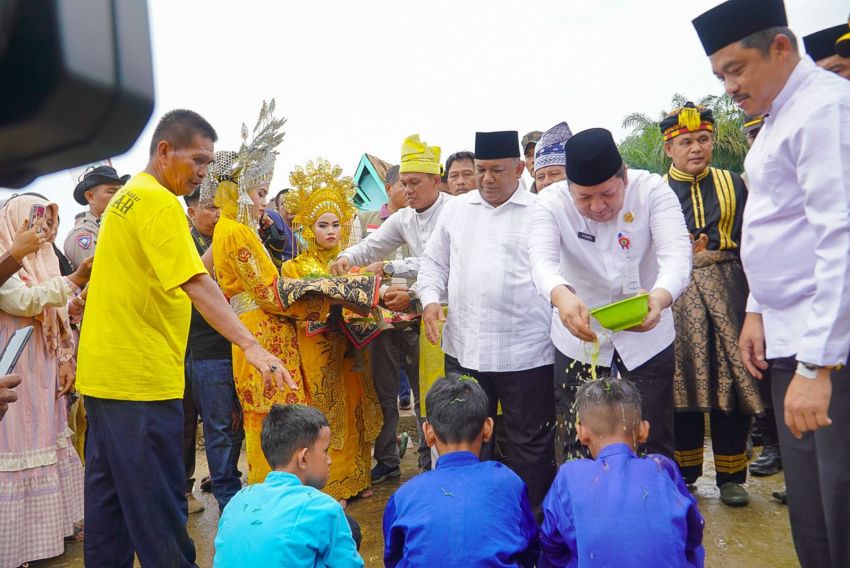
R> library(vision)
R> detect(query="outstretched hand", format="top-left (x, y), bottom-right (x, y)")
top-left (243, 343), bottom-right (296, 392)
top-left (552, 285), bottom-right (596, 343)
top-left (329, 257), bottom-right (352, 276)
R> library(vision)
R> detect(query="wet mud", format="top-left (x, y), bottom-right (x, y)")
top-left (37, 414), bottom-right (798, 568)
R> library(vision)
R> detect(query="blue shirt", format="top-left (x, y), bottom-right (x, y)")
top-left (266, 209), bottom-right (297, 262)
top-left (540, 443), bottom-right (705, 568)
top-left (383, 451), bottom-right (539, 568)
top-left (214, 472), bottom-right (363, 568)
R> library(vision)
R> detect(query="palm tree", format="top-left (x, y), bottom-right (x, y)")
top-left (618, 94), bottom-right (748, 174)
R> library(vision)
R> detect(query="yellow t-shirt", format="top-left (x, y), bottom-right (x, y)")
top-left (76, 172), bottom-right (207, 401)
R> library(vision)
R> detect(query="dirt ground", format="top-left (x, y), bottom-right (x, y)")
top-left (36, 414), bottom-right (798, 568)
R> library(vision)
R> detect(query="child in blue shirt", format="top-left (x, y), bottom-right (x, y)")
top-left (383, 376), bottom-right (539, 567)
top-left (214, 404), bottom-right (363, 568)
top-left (540, 378), bottom-right (705, 567)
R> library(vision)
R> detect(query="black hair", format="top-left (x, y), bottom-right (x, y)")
top-left (385, 165), bottom-right (400, 187)
top-left (741, 26), bottom-right (799, 57)
top-left (425, 376), bottom-right (489, 444)
top-left (445, 151), bottom-right (475, 176)
top-left (615, 161), bottom-right (627, 181)
top-left (183, 188), bottom-right (200, 207)
top-left (148, 109), bottom-right (218, 157)
top-left (275, 188), bottom-right (290, 208)
top-left (261, 404), bottom-right (329, 468)
top-left (575, 378), bottom-right (642, 437)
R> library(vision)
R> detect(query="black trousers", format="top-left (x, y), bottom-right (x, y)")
top-left (674, 410), bottom-right (750, 486)
top-left (770, 357), bottom-right (850, 568)
top-left (84, 397), bottom-right (196, 568)
top-left (182, 361), bottom-right (198, 494)
top-left (370, 328), bottom-right (428, 470)
top-left (554, 344), bottom-right (675, 462)
top-left (753, 369), bottom-right (780, 449)
top-left (444, 355), bottom-right (556, 512)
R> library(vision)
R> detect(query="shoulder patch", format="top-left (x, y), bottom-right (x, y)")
top-left (76, 233), bottom-right (93, 250)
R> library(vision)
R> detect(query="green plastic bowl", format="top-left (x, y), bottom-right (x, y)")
top-left (590, 293), bottom-right (649, 331)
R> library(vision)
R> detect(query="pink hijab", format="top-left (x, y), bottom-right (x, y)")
top-left (0, 194), bottom-right (71, 357)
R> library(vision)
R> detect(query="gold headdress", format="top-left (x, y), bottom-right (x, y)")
top-left (198, 149), bottom-right (237, 208)
top-left (238, 99), bottom-right (286, 194)
top-left (286, 158), bottom-right (357, 251)
top-left (199, 100), bottom-right (285, 229)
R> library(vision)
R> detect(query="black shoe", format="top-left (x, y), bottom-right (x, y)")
top-left (749, 445), bottom-right (782, 477)
top-left (719, 482), bottom-right (749, 507)
top-left (200, 475), bottom-right (212, 493)
top-left (398, 396), bottom-right (412, 411)
top-left (371, 463), bottom-right (401, 485)
top-left (772, 490), bottom-right (787, 505)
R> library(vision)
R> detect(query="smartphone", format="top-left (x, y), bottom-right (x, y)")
top-left (0, 326), bottom-right (33, 375)
top-left (28, 204), bottom-right (46, 234)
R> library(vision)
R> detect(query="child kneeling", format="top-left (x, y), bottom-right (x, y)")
top-left (540, 378), bottom-right (705, 567)
top-left (383, 376), bottom-right (539, 567)
top-left (214, 404), bottom-right (363, 568)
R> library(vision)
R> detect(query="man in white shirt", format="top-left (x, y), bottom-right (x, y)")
top-left (332, 134), bottom-right (451, 472)
top-left (419, 130), bottom-right (556, 512)
top-left (528, 128), bottom-right (691, 462)
top-left (694, 1), bottom-right (850, 566)
top-left (803, 23), bottom-right (850, 80)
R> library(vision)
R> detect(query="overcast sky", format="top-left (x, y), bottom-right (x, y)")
top-left (4, 0), bottom-right (843, 239)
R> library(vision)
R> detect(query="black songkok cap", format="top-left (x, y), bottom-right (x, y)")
top-left (474, 131), bottom-right (520, 160)
top-left (692, 0), bottom-right (788, 56)
top-left (837, 20), bottom-right (850, 57)
top-left (564, 128), bottom-right (623, 187)
top-left (803, 24), bottom-right (847, 62)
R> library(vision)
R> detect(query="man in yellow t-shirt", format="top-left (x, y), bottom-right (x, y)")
top-left (76, 109), bottom-right (294, 568)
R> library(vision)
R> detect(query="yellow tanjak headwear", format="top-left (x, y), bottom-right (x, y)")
top-left (399, 134), bottom-right (442, 176)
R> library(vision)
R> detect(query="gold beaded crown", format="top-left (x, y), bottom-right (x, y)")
top-left (286, 158), bottom-right (357, 245)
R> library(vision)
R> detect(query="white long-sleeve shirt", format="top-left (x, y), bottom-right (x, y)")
top-left (418, 187), bottom-right (554, 373)
top-left (742, 57), bottom-right (850, 367)
top-left (338, 192), bottom-right (452, 279)
top-left (528, 171), bottom-right (692, 370)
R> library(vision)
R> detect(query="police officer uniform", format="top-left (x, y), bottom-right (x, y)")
top-left (63, 165), bottom-right (129, 270)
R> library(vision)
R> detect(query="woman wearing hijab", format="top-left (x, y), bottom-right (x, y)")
top-left (0, 194), bottom-right (92, 567)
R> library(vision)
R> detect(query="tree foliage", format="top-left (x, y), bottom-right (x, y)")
top-left (618, 94), bottom-right (749, 174)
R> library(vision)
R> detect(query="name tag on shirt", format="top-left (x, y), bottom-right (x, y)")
top-left (620, 263), bottom-right (641, 294)
top-left (578, 231), bottom-right (596, 243)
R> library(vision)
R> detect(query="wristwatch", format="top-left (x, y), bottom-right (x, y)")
top-left (796, 362), bottom-right (819, 379)
top-left (796, 361), bottom-right (844, 379)
top-left (382, 262), bottom-right (395, 276)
